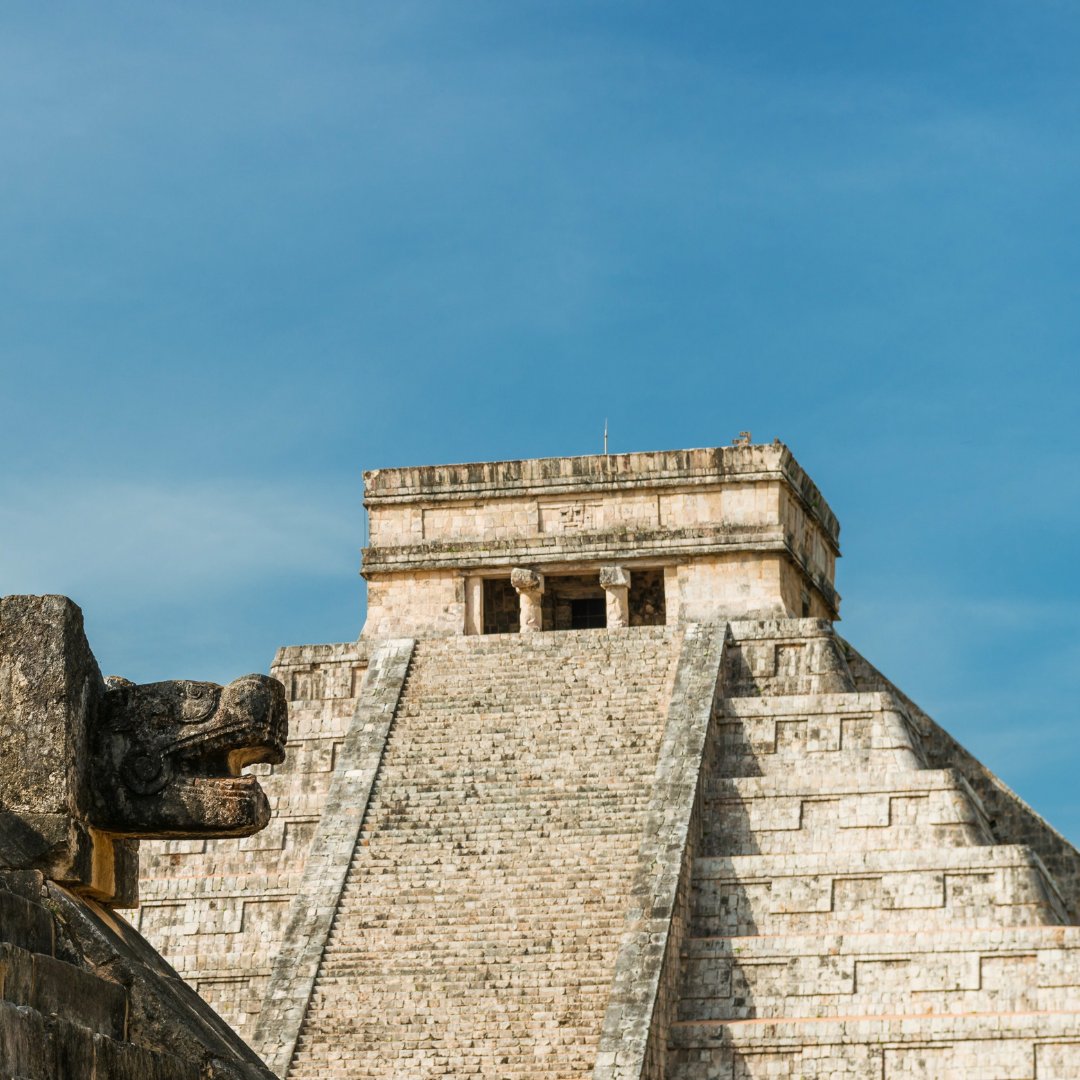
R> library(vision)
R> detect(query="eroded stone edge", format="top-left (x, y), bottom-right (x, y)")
top-left (252, 637), bottom-right (415, 1078)
top-left (592, 621), bottom-right (727, 1080)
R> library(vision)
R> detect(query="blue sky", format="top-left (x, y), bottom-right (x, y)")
top-left (3, 2), bottom-right (1080, 836)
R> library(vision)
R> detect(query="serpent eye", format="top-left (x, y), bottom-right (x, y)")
top-left (180, 682), bottom-right (220, 723)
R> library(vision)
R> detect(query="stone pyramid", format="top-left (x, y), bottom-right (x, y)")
top-left (138, 443), bottom-right (1080, 1078)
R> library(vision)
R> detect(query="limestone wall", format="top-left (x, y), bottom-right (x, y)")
top-left (361, 443), bottom-right (841, 636)
top-left (362, 570), bottom-right (464, 639)
top-left (663, 553), bottom-right (774, 624)
top-left (138, 641), bottom-right (370, 1043)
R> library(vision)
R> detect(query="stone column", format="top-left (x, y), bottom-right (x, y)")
top-left (464, 576), bottom-right (484, 636)
top-left (510, 568), bottom-right (545, 633)
top-left (599, 565), bottom-right (630, 629)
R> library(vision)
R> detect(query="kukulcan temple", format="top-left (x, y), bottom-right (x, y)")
top-left (4, 440), bottom-right (1080, 1077)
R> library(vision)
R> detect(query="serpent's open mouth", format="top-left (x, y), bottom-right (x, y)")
top-left (178, 738), bottom-right (286, 781)
top-left (95, 670), bottom-right (290, 837)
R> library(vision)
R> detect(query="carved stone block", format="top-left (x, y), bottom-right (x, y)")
top-left (0, 595), bottom-right (287, 907)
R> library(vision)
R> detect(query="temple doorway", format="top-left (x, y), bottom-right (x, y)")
top-left (543, 574), bottom-right (607, 631)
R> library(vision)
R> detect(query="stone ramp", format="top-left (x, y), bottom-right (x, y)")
top-left (286, 627), bottom-right (684, 1079)
top-left (661, 620), bottom-right (1080, 1079)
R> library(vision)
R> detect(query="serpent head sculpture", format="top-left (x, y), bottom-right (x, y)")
top-left (89, 673), bottom-right (288, 837)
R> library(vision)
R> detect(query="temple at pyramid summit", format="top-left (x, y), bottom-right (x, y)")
top-left (137, 440), bottom-right (1080, 1078)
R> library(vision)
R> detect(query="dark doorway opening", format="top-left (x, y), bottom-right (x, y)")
top-left (628, 568), bottom-right (666, 626)
top-left (543, 574), bottom-right (607, 631)
top-left (569, 597), bottom-right (606, 630)
top-left (482, 578), bottom-right (520, 634)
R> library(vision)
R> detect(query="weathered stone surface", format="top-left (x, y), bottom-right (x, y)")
top-left (361, 443), bottom-right (841, 637)
top-left (0, 594), bottom-right (136, 903)
top-left (0, 865), bottom-right (277, 1079)
top-left (599, 565), bottom-right (631, 628)
top-left (90, 673), bottom-right (287, 838)
top-left (0, 594), bottom-right (283, 1079)
top-left (285, 628), bottom-right (683, 1078)
top-left (593, 623), bottom-right (726, 1080)
top-left (656, 620), bottom-right (1080, 1078)
top-left (509, 566), bottom-right (544, 592)
top-left (139, 640), bottom-right (373, 1043)
top-left (255, 638), bottom-right (414, 1077)
top-left (128, 444), bottom-right (1080, 1079)
top-left (0, 595), bottom-right (287, 903)
top-left (45, 877), bottom-right (274, 1078)
top-left (598, 565), bottom-right (630, 589)
top-left (510, 566), bottom-right (545, 632)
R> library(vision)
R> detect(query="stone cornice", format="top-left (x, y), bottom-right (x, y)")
top-left (363, 443), bottom-right (840, 551)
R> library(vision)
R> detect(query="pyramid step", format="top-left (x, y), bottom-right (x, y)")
top-left (701, 767), bottom-right (992, 856)
top-left (711, 693), bottom-right (924, 778)
top-left (678, 925), bottom-right (1080, 1021)
top-left (691, 846), bottom-right (1069, 936)
top-left (667, 1009), bottom-right (1080, 1079)
top-left (283, 627), bottom-right (686, 1080)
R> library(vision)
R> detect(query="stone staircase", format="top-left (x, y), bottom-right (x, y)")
top-left (286, 627), bottom-right (683, 1080)
top-left (666, 626), bottom-right (1080, 1079)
